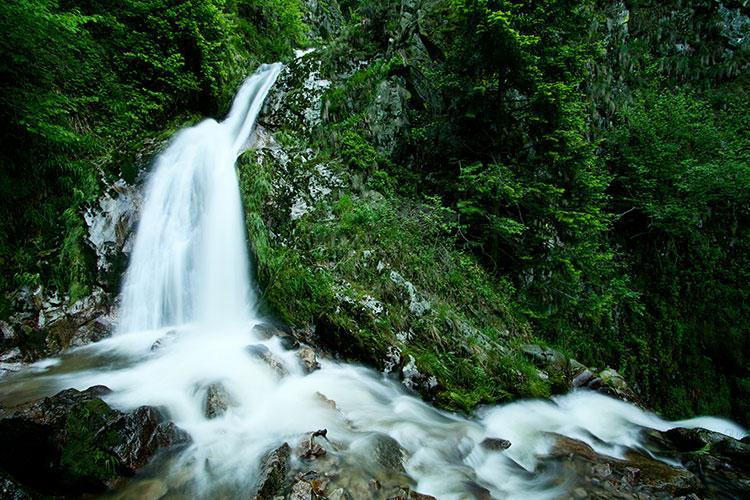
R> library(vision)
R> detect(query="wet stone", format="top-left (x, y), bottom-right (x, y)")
top-left (481, 437), bottom-right (512, 451)
top-left (203, 382), bottom-right (235, 419)
top-left (254, 442), bottom-right (291, 499)
top-left (297, 347), bottom-right (321, 373)
top-left (246, 344), bottom-right (289, 377)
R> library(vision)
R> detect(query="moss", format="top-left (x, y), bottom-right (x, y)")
top-left (60, 399), bottom-right (121, 482)
top-left (237, 130), bottom-right (547, 410)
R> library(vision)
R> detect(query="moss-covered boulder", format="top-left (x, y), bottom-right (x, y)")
top-left (0, 386), bottom-right (189, 497)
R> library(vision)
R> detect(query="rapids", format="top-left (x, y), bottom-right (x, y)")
top-left (0, 63), bottom-right (746, 499)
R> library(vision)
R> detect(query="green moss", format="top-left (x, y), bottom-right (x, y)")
top-left (61, 399), bottom-right (121, 482)
top-left (237, 136), bottom-right (544, 409)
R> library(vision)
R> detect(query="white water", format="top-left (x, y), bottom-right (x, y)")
top-left (2, 64), bottom-right (747, 499)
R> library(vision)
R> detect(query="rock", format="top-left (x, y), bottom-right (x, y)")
top-left (521, 344), bottom-right (567, 372)
top-left (297, 347), bottom-right (321, 373)
top-left (541, 434), bottom-right (700, 498)
top-left (641, 427), bottom-right (750, 498)
top-left (371, 434), bottom-right (406, 473)
top-left (571, 369), bottom-right (594, 388)
top-left (84, 178), bottom-right (142, 280)
top-left (389, 271), bottom-right (430, 317)
top-left (290, 478), bottom-right (314, 500)
top-left (203, 382), bottom-right (235, 419)
top-left (254, 443), bottom-right (291, 499)
top-left (298, 429), bottom-right (328, 460)
top-left (0, 386), bottom-right (189, 496)
top-left (481, 437), bottom-right (511, 451)
top-left (401, 355), bottom-right (439, 394)
top-left (150, 329), bottom-right (177, 351)
top-left (303, 0), bottom-right (344, 40)
top-left (246, 344), bottom-right (289, 377)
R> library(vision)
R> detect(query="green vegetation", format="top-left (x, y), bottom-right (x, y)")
top-left (0, 0), bottom-right (306, 311)
top-left (2, 0), bottom-right (749, 423)
top-left (61, 399), bottom-right (120, 481)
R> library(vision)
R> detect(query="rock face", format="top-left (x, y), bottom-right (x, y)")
top-left (540, 429), bottom-right (750, 499)
top-left (0, 386), bottom-right (189, 497)
top-left (0, 285), bottom-right (116, 366)
top-left (542, 434), bottom-right (700, 498)
top-left (84, 178), bottom-right (142, 284)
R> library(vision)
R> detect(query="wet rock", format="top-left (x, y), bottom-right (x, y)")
top-left (298, 429), bottom-right (328, 460)
top-left (84, 178), bottom-right (142, 280)
top-left (290, 478), bottom-right (314, 500)
top-left (481, 437), bottom-right (512, 451)
top-left (571, 369), bottom-right (594, 388)
top-left (521, 344), bottom-right (567, 373)
top-left (641, 427), bottom-right (750, 498)
top-left (150, 329), bottom-right (178, 351)
top-left (203, 382), bottom-right (235, 419)
top-left (370, 434), bottom-right (406, 473)
top-left (246, 344), bottom-right (289, 377)
top-left (0, 386), bottom-right (189, 497)
top-left (542, 434), bottom-right (700, 498)
top-left (254, 443), bottom-right (291, 499)
top-left (297, 347), bottom-right (321, 373)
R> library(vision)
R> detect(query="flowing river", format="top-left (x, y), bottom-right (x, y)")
top-left (1, 63), bottom-right (746, 499)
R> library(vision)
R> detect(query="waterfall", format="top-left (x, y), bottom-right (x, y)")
top-left (2, 64), bottom-right (746, 499)
top-left (117, 63), bottom-right (282, 334)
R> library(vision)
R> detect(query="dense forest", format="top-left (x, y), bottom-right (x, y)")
top-left (1, 0), bottom-right (749, 429)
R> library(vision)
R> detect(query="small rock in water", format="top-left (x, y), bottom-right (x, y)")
top-left (297, 347), bottom-right (321, 373)
top-left (246, 344), bottom-right (289, 377)
top-left (254, 442), bottom-right (291, 499)
top-left (203, 382), bottom-right (235, 419)
top-left (298, 430), bottom-right (328, 460)
top-left (480, 437), bottom-right (512, 451)
top-left (150, 329), bottom-right (177, 351)
top-left (290, 479), bottom-right (314, 500)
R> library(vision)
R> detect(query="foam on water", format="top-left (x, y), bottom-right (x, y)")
top-left (1, 63), bottom-right (746, 499)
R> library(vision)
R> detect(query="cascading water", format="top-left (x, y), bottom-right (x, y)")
top-left (1, 63), bottom-right (747, 499)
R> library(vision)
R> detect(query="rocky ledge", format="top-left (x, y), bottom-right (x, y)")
top-left (0, 386), bottom-right (189, 497)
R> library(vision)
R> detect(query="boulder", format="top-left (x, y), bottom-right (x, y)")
top-left (541, 434), bottom-right (700, 498)
top-left (297, 347), bottom-right (321, 373)
top-left (480, 437), bottom-right (511, 451)
top-left (246, 344), bottom-right (289, 377)
top-left (203, 382), bottom-right (235, 419)
top-left (0, 386), bottom-right (189, 497)
top-left (254, 442), bottom-right (291, 499)
top-left (641, 427), bottom-right (750, 498)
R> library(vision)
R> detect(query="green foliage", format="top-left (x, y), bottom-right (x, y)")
top-left (0, 0), bottom-right (306, 304)
top-left (605, 81), bottom-right (750, 422)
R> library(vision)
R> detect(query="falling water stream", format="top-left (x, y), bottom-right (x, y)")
top-left (1, 63), bottom-right (746, 499)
